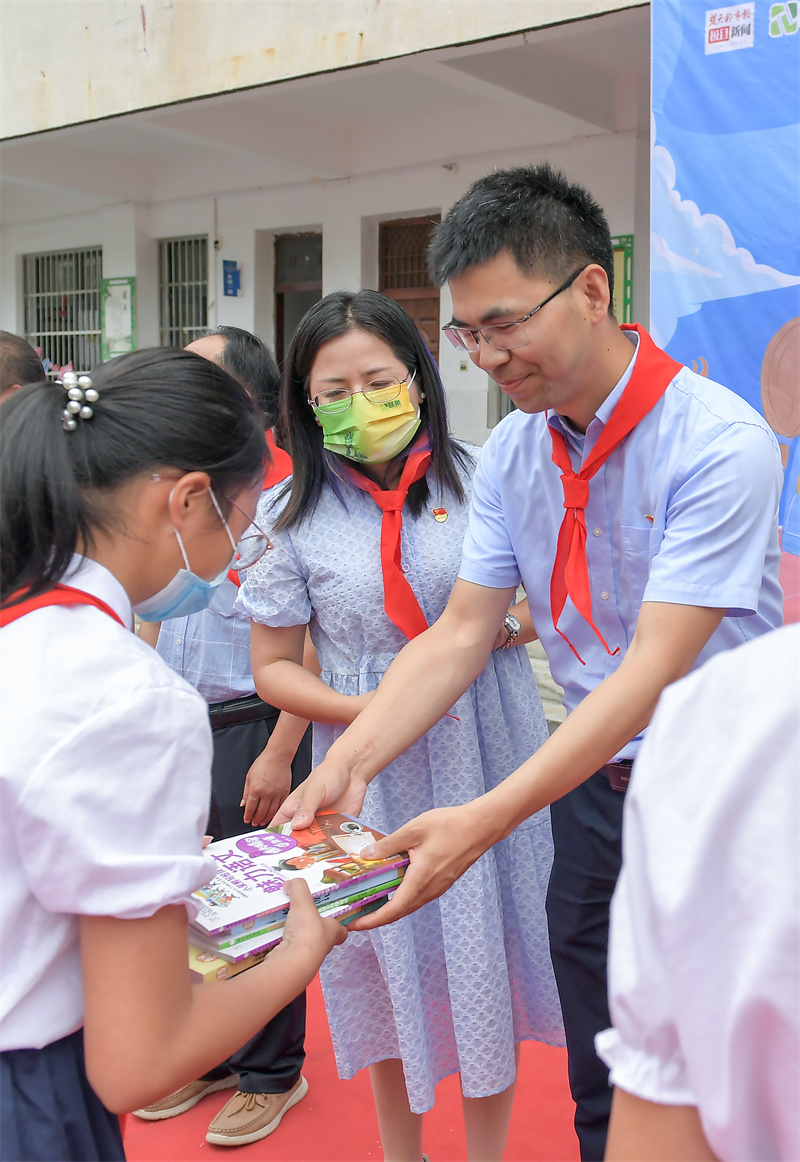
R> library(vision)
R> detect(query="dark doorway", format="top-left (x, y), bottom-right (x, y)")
top-left (275, 233), bottom-right (322, 366)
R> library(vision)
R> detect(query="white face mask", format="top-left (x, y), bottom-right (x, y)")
top-left (133, 492), bottom-right (237, 622)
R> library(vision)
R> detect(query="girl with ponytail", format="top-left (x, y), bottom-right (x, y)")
top-left (0, 349), bottom-right (345, 1162)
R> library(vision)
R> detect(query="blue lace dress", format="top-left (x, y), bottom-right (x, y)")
top-left (236, 457), bottom-right (564, 1113)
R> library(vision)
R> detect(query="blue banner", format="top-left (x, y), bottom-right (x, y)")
top-left (651, 0), bottom-right (800, 613)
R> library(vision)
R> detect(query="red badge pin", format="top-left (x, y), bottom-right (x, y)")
top-left (432, 508), bottom-right (448, 523)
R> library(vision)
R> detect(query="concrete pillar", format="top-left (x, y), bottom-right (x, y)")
top-left (322, 186), bottom-right (362, 295)
top-left (100, 203), bottom-right (159, 348)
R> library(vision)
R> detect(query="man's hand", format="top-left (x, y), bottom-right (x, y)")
top-left (271, 757), bottom-right (371, 830)
top-left (347, 801), bottom-right (501, 930)
top-left (241, 747), bottom-right (293, 828)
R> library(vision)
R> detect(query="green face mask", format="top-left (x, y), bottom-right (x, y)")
top-left (314, 378), bottom-right (422, 465)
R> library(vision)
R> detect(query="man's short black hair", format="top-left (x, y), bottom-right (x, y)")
top-left (428, 163), bottom-right (615, 309)
top-left (196, 326), bottom-right (280, 425)
top-left (0, 331), bottom-right (44, 397)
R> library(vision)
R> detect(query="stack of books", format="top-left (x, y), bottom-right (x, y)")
top-left (189, 810), bottom-right (408, 969)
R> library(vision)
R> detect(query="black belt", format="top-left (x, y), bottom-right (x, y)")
top-left (601, 759), bottom-right (634, 793)
top-left (207, 693), bottom-right (277, 731)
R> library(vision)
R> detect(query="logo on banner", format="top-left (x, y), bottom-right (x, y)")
top-left (769, 2), bottom-right (799, 36)
top-left (705, 5), bottom-right (755, 53)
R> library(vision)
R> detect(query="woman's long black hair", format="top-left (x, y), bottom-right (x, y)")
top-left (1, 347), bottom-right (266, 607)
top-left (275, 290), bottom-right (472, 531)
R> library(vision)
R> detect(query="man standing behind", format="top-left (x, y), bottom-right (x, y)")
top-left (0, 331), bottom-right (44, 403)
top-left (135, 327), bottom-right (313, 1148)
top-left (274, 166), bottom-right (784, 1159)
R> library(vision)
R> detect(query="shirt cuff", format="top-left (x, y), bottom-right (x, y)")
top-left (595, 1027), bottom-right (696, 1107)
top-left (458, 562), bottom-right (522, 590)
top-left (642, 580), bottom-right (760, 615)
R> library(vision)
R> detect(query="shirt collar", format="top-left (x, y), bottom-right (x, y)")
top-left (547, 329), bottom-right (640, 455)
top-left (62, 554), bottom-right (134, 630)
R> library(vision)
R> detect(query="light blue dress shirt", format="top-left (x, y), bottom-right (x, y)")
top-left (156, 577), bottom-right (256, 704)
top-left (459, 334), bottom-right (784, 757)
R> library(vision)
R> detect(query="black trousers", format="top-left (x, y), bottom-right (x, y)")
top-left (546, 769), bottom-right (625, 1162)
top-left (201, 708), bottom-right (313, 1094)
top-left (207, 710), bottom-right (313, 842)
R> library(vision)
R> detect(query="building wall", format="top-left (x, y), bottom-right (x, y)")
top-left (3, 0), bottom-right (645, 140)
top-left (1, 127), bottom-right (642, 444)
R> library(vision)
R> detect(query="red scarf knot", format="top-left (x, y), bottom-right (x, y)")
top-left (548, 325), bottom-right (681, 665)
top-left (561, 476), bottom-right (590, 510)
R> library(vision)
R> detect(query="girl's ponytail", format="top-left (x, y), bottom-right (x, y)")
top-left (1, 348), bottom-right (265, 606)
top-left (1, 380), bottom-right (96, 604)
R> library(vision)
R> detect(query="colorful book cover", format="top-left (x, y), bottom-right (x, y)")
top-left (191, 894), bottom-right (391, 962)
top-left (213, 871), bottom-right (405, 949)
top-left (191, 811), bottom-right (408, 936)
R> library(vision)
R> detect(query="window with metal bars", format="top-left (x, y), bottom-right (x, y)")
top-left (379, 217), bottom-right (441, 361)
top-left (23, 247), bottom-right (102, 375)
top-left (159, 236), bottom-right (208, 347)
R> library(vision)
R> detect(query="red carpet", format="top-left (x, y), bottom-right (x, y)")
top-left (123, 975), bottom-right (578, 1162)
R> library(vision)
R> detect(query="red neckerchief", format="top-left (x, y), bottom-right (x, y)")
top-left (342, 438), bottom-right (433, 641)
top-left (548, 325), bottom-right (681, 664)
top-left (228, 430), bottom-right (293, 589)
top-left (0, 583), bottom-right (126, 628)
top-left (263, 429), bottom-right (292, 490)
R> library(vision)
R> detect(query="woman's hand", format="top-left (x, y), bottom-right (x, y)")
top-left (241, 747), bottom-right (293, 828)
top-left (271, 756), bottom-right (371, 829)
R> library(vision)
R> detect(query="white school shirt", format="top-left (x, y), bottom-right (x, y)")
top-left (459, 331), bottom-right (784, 756)
top-left (0, 557), bottom-right (216, 1051)
top-left (596, 625), bottom-right (800, 1162)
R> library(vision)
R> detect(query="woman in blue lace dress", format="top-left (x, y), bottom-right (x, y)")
top-left (236, 291), bottom-right (563, 1162)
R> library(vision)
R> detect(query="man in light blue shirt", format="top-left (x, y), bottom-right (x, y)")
top-left (275, 165), bottom-right (784, 1160)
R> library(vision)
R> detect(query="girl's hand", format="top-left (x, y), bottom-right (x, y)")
top-left (241, 749), bottom-right (292, 827)
top-left (274, 878), bottom-right (347, 980)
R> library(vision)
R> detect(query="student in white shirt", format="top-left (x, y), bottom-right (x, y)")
top-left (0, 349), bottom-right (345, 1162)
top-left (597, 624), bottom-right (799, 1162)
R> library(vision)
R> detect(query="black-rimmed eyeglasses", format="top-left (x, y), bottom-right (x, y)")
top-left (442, 267), bottom-right (587, 353)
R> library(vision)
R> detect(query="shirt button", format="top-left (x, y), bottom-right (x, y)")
top-left (600, 590), bottom-right (609, 600)
top-left (176, 638), bottom-right (183, 645)
top-left (593, 527), bottom-right (602, 537)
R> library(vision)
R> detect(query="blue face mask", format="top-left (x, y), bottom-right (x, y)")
top-left (133, 502), bottom-right (237, 623)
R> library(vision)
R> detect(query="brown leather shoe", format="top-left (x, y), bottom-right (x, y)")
top-left (132, 1074), bottom-right (240, 1121)
top-left (205, 1075), bottom-right (309, 1146)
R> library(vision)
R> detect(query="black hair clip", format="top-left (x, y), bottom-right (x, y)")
top-left (61, 372), bottom-right (99, 431)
